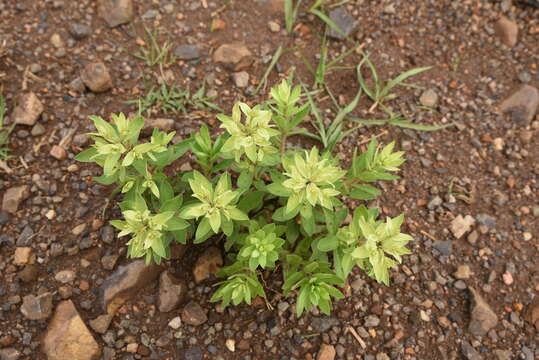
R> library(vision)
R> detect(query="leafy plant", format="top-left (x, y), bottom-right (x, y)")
top-left (77, 80), bottom-right (412, 316)
top-left (133, 26), bottom-right (175, 67)
top-left (127, 81), bottom-right (222, 117)
top-left (357, 52), bottom-right (431, 113)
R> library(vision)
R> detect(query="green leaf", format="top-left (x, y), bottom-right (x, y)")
top-left (165, 216), bottom-right (189, 231)
top-left (317, 236), bottom-right (338, 252)
top-left (151, 236), bottom-right (167, 258)
top-left (75, 148), bottom-right (98, 162)
top-left (237, 171), bottom-right (253, 190)
top-left (266, 182), bottom-right (292, 197)
top-left (349, 184), bottom-right (382, 200)
top-left (160, 195), bottom-right (183, 212)
top-left (273, 206), bottom-right (299, 222)
top-left (195, 218), bottom-right (212, 243)
top-left (238, 191), bottom-right (265, 213)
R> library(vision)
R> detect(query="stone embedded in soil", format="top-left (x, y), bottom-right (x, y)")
top-left (99, 259), bottom-right (163, 314)
top-left (450, 215), bottom-right (475, 239)
top-left (31, 123), bottom-right (46, 136)
top-left (453, 264), bottom-right (472, 280)
top-left (231, 71), bottom-right (249, 88)
top-left (317, 344), bottom-right (336, 360)
top-left (101, 253), bottom-right (120, 270)
top-left (174, 45), bottom-right (200, 60)
top-left (80, 62), bottom-right (113, 93)
top-left (212, 43), bottom-right (252, 68)
top-left (98, 0), bottom-right (134, 28)
top-left (419, 89), bottom-right (439, 107)
top-left (168, 316), bottom-right (182, 329)
top-left (11, 92), bottom-right (44, 126)
top-left (468, 287), bottom-right (498, 337)
top-left (55, 269), bottom-right (76, 283)
top-left (2, 185), bottom-right (30, 214)
top-left (499, 85), bottom-right (539, 125)
top-left (158, 271), bottom-right (186, 313)
top-left (193, 246), bottom-right (223, 283)
top-left (69, 23), bottom-right (92, 40)
top-left (493, 350), bottom-right (511, 360)
top-left (524, 296), bottom-right (539, 330)
top-left (181, 302), bottom-right (207, 326)
top-left (89, 314), bottom-right (113, 334)
top-left (461, 341), bottom-right (482, 360)
top-left (0, 348), bottom-right (21, 360)
top-left (13, 247), bottom-right (35, 265)
top-left (18, 264), bottom-right (39, 282)
top-left (20, 292), bottom-right (53, 320)
top-left (50, 145), bottom-right (67, 160)
top-left (494, 16), bottom-right (518, 47)
top-left (42, 300), bottom-right (101, 360)
top-left (327, 7), bottom-right (357, 40)
top-left (432, 240), bottom-right (452, 256)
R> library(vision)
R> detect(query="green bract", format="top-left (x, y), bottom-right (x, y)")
top-left (217, 102), bottom-right (280, 163)
top-left (281, 148), bottom-right (345, 212)
top-left (180, 171), bottom-right (248, 242)
top-left (77, 80), bottom-right (413, 317)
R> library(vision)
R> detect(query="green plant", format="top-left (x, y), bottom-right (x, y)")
top-left (77, 80), bottom-right (412, 317)
top-left (284, 0), bottom-right (349, 36)
top-left (302, 35), bottom-right (358, 88)
top-left (357, 53), bottom-right (431, 113)
top-left (0, 90), bottom-right (13, 161)
top-left (133, 26), bottom-right (175, 67)
top-left (126, 81), bottom-right (221, 117)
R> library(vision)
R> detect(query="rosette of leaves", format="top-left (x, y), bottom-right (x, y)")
top-left (217, 102), bottom-right (280, 164)
top-left (180, 171), bottom-right (248, 242)
top-left (238, 223), bottom-right (285, 271)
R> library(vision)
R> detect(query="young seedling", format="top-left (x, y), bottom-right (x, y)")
top-left (284, 0), bottom-right (349, 37)
top-left (77, 80), bottom-right (413, 317)
top-left (357, 52), bottom-right (431, 113)
top-left (133, 26), bottom-right (175, 67)
top-left (0, 89), bottom-right (14, 161)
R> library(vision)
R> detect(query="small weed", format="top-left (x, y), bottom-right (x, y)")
top-left (351, 114), bottom-right (452, 132)
top-left (127, 81), bottom-right (222, 117)
top-left (302, 35), bottom-right (358, 88)
top-left (285, 0), bottom-right (350, 37)
top-left (254, 45), bottom-right (283, 96)
top-left (133, 26), bottom-right (175, 67)
top-left (357, 53), bottom-right (431, 113)
top-left (0, 90), bottom-right (14, 161)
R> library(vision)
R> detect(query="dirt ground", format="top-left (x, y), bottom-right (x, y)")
top-left (0, 0), bottom-right (538, 359)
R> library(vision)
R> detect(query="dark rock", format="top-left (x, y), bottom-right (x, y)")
top-left (0, 211), bottom-right (9, 226)
top-left (181, 302), bottom-right (207, 326)
top-left (158, 271), bottom-right (186, 312)
top-left (327, 7), bottom-right (357, 40)
top-left (174, 45), bottom-right (200, 60)
top-left (310, 317), bottom-right (339, 333)
top-left (69, 23), bottom-right (92, 40)
top-left (461, 341), bottom-right (482, 360)
top-left (2, 186), bottom-right (30, 214)
top-left (432, 241), bottom-right (452, 256)
top-left (99, 259), bottom-right (163, 314)
top-left (184, 347), bottom-right (203, 360)
top-left (98, 0), bottom-right (134, 28)
top-left (468, 287), bottom-right (498, 336)
top-left (499, 85), bottom-right (539, 125)
top-left (101, 225), bottom-right (114, 244)
top-left (20, 292), bottom-right (53, 320)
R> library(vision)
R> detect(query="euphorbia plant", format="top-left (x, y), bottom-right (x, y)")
top-left (76, 80), bottom-right (412, 317)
